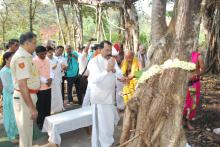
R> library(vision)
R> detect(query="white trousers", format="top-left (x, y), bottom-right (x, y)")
top-left (92, 104), bottom-right (119, 147)
top-left (13, 91), bottom-right (37, 147)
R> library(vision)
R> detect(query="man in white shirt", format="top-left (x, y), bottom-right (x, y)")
top-left (54, 46), bottom-right (68, 103)
top-left (88, 40), bottom-right (124, 147)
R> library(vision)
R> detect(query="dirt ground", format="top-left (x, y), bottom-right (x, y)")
top-left (185, 75), bottom-right (220, 147)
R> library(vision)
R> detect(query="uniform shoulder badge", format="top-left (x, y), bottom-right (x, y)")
top-left (19, 62), bottom-right (25, 69)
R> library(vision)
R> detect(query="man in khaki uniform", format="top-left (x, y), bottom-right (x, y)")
top-left (10, 32), bottom-right (40, 147)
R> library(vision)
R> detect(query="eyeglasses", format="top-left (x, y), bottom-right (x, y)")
top-left (14, 43), bottom-right (19, 47)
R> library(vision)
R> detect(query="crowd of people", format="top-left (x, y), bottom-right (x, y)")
top-left (0, 31), bottom-right (204, 147)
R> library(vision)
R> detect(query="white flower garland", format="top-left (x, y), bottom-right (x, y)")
top-left (138, 58), bottom-right (196, 83)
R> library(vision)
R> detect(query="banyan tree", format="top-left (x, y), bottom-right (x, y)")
top-left (120, 0), bottom-right (203, 147)
top-left (53, 0), bottom-right (139, 52)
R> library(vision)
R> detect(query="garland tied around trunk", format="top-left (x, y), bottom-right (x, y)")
top-left (121, 58), bottom-right (196, 104)
top-left (138, 58), bottom-right (196, 83)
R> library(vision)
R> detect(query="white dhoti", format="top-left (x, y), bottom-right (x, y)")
top-left (116, 80), bottom-right (124, 110)
top-left (92, 104), bottom-right (119, 147)
top-left (51, 81), bottom-right (64, 113)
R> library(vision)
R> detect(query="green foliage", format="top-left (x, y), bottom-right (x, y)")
top-left (81, 5), bottom-right (96, 23)
top-left (139, 32), bottom-right (149, 47)
top-left (138, 12), bottom-right (151, 46)
top-left (0, 0), bottom-right (56, 45)
top-left (134, 70), bottom-right (144, 79)
top-left (166, 11), bottom-right (173, 17)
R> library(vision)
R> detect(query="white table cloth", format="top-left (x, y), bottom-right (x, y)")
top-left (42, 106), bottom-right (92, 145)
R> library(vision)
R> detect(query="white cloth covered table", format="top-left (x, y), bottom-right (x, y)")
top-left (42, 106), bottom-right (92, 145)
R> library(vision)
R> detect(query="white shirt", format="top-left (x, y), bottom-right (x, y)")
top-left (88, 54), bottom-right (123, 104)
top-left (54, 55), bottom-right (68, 76)
top-left (79, 52), bottom-right (89, 76)
top-left (47, 57), bottom-right (62, 83)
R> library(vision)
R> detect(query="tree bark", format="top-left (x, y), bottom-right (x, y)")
top-left (96, 3), bottom-right (103, 42)
top-left (72, 1), bottom-right (83, 47)
top-left (29, 0), bottom-right (38, 32)
top-left (2, 23), bottom-right (5, 43)
top-left (132, 4), bottom-right (139, 54)
top-left (119, 7), bottom-right (125, 43)
top-left (60, 5), bottom-right (71, 45)
top-left (124, 2), bottom-right (139, 53)
top-left (29, 0), bottom-right (33, 32)
top-left (203, 2), bottom-right (220, 74)
top-left (53, 1), bottom-right (66, 45)
top-left (120, 0), bottom-right (202, 147)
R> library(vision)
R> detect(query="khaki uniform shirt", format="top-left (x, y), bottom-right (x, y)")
top-left (10, 47), bottom-right (40, 90)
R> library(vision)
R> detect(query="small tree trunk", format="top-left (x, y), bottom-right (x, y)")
top-left (119, 7), bottom-right (125, 42)
top-left (131, 4), bottom-right (139, 54)
top-left (54, 1), bottom-right (66, 45)
top-left (2, 23), bottom-right (5, 43)
top-left (60, 5), bottom-right (71, 45)
top-left (29, 0), bottom-right (33, 32)
top-left (96, 3), bottom-right (103, 42)
top-left (72, 1), bottom-right (83, 47)
top-left (124, 2), bottom-right (139, 52)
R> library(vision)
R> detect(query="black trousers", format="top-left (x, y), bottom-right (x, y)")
top-left (61, 76), bottom-right (66, 102)
top-left (66, 77), bottom-right (82, 105)
top-left (36, 88), bottom-right (51, 130)
top-left (78, 75), bottom-right (88, 100)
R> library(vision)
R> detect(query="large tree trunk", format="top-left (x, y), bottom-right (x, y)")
top-left (203, 2), bottom-right (220, 74)
top-left (120, 0), bottom-right (202, 147)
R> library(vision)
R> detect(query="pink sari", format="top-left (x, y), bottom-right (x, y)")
top-left (183, 52), bottom-right (201, 120)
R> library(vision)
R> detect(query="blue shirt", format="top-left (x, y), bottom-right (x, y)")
top-left (64, 51), bottom-right (79, 77)
top-left (87, 51), bottom-right (94, 61)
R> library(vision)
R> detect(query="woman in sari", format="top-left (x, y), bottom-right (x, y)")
top-left (183, 51), bottom-right (204, 130)
top-left (0, 51), bottom-right (18, 143)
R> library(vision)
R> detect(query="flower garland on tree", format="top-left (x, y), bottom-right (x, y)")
top-left (121, 58), bottom-right (196, 104)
